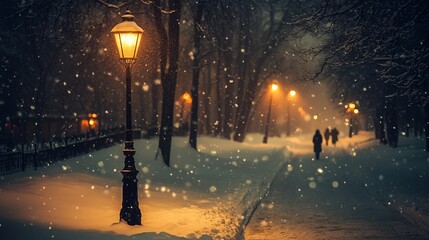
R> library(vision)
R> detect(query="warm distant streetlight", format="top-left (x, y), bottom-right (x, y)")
top-left (263, 81), bottom-right (279, 143)
top-left (180, 92), bottom-right (192, 124)
top-left (345, 102), bottom-right (359, 138)
top-left (111, 10), bottom-right (143, 226)
top-left (182, 92), bottom-right (192, 103)
top-left (87, 113), bottom-right (98, 135)
top-left (286, 89), bottom-right (297, 136)
top-left (271, 83), bottom-right (279, 91)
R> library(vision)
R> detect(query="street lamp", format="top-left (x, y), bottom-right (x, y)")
top-left (111, 10), bottom-right (143, 226)
top-left (346, 102), bottom-right (359, 138)
top-left (263, 81), bottom-right (279, 144)
top-left (353, 107), bottom-right (359, 135)
top-left (286, 90), bottom-right (297, 136)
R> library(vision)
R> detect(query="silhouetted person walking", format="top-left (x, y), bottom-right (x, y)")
top-left (324, 128), bottom-right (330, 146)
top-left (313, 129), bottom-right (323, 160)
top-left (331, 127), bottom-right (339, 146)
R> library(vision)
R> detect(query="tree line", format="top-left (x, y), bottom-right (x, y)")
top-left (1, 0), bottom-right (427, 167)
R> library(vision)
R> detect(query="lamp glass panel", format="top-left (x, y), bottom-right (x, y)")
top-left (114, 32), bottom-right (142, 59)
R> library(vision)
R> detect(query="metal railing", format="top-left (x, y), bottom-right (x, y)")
top-left (0, 130), bottom-right (141, 175)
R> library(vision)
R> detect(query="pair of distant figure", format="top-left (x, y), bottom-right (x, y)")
top-left (324, 127), bottom-right (339, 146)
top-left (312, 128), bottom-right (339, 160)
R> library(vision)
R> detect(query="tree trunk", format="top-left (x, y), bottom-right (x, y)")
top-left (156, 0), bottom-right (182, 167)
top-left (376, 106), bottom-right (387, 144)
top-left (373, 109), bottom-right (380, 139)
top-left (189, 2), bottom-right (203, 149)
top-left (202, 66), bottom-right (211, 135)
top-left (385, 95), bottom-right (398, 148)
top-left (414, 104), bottom-right (419, 137)
top-left (221, 30), bottom-right (234, 140)
top-left (213, 48), bottom-right (223, 136)
top-left (233, 72), bottom-right (259, 142)
top-left (425, 103), bottom-right (429, 152)
top-left (414, 105), bottom-right (424, 137)
top-left (234, 15), bottom-right (250, 134)
top-left (386, 104), bottom-right (398, 148)
top-left (148, 68), bottom-right (160, 138)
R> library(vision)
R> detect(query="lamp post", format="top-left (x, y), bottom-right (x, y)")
top-left (263, 82), bottom-right (279, 144)
top-left (353, 108), bottom-right (359, 136)
top-left (346, 103), bottom-right (357, 138)
top-left (111, 10), bottom-right (143, 226)
top-left (286, 90), bottom-right (296, 137)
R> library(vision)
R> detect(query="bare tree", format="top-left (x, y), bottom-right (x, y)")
top-left (152, 0), bottom-right (182, 166)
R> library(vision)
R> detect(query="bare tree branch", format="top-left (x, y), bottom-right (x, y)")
top-left (96, 0), bottom-right (126, 9)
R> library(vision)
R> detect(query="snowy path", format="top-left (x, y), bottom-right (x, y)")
top-left (244, 139), bottom-right (428, 239)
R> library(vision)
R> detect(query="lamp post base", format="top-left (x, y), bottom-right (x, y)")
top-left (120, 204), bottom-right (142, 225)
top-left (120, 140), bottom-right (141, 226)
top-left (120, 169), bottom-right (142, 225)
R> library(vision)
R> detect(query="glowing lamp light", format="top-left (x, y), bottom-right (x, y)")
top-left (271, 83), bottom-right (279, 92)
top-left (348, 103), bottom-right (356, 109)
top-left (89, 119), bottom-right (95, 126)
top-left (289, 90), bottom-right (297, 97)
top-left (182, 92), bottom-right (192, 103)
top-left (353, 108), bottom-right (359, 114)
top-left (111, 10), bottom-right (144, 63)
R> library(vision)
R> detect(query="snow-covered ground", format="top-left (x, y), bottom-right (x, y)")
top-left (0, 135), bottom-right (288, 239)
top-left (245, 132), bottom-right (429, 239)
top-left (0, 132), bottom-right (428, 239)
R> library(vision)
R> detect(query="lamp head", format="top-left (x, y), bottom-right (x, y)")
top-left (111, 10), bottom-right (144, 63)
